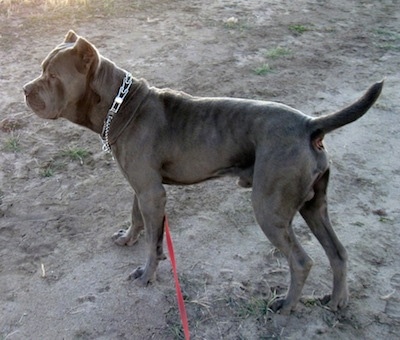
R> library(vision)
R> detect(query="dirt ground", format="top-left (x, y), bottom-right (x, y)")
top-left (1, 0), bottom-right (399, 339)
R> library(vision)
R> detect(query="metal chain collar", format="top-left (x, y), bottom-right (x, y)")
top-left (101, 72), bottom-right (133, 153)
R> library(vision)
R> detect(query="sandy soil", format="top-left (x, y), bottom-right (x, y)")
top-left (1, 0), bottom-right (400, 339)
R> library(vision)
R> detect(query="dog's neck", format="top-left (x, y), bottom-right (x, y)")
top-left (100, 71), bottom-right (134, 152)
top-left (77, 57), bottom-right (132, 134)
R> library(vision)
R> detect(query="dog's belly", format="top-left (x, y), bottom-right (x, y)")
top-left (160, 168), bottom-right (252, 186)
top-left (160, 156), bottom-right (253, 186)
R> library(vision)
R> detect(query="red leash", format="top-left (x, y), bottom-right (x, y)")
top-left (164, 215), bottom-right (190, 340)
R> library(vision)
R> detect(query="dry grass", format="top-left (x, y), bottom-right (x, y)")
top-left (2, 0), bottom-right (88, 7)
top-left (0, 0), bottom-right (90, 17)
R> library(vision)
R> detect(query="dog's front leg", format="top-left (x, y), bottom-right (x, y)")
top-left (112, 194), bottom-right (144, 246)
top-left (128, 185), bottom-right (167, 286)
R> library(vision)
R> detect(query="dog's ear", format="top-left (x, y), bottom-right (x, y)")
top-left (73, 37), bottom-right (100, 74)
top-left (64, 30), bottom-right (78, 43)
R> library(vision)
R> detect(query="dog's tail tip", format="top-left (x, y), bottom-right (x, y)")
top-left (360, 79), bottom-right (384, 108)
top-left (369, 79), bottom-right (385, 98)
top-left (310, 80), bottom-right (384, 136)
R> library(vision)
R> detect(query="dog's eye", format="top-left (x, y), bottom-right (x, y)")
top-left (46, 72), bottom-right (57, 80)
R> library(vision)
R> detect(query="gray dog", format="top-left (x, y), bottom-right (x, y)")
top-left (24, 30), bottom-right (383, 315)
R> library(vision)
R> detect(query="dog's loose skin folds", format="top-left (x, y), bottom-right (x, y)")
top-left (24, 30), bottom-right (383, 315)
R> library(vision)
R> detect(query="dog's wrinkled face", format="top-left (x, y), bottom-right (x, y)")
top-left (24, 31), bottom-right (99, 122)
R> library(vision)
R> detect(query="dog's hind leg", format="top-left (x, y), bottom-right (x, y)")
top-left (112, 194), bottom-right (144, 246)
top-left (251, 171), bottom-right (313, 315)
top-left (300, 169), bottom-right (349, 311)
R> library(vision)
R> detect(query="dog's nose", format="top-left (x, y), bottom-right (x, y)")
top-left (23, 83), bottom-right (33, 96)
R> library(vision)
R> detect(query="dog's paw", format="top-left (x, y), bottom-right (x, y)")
top-left (112, 228), bottom-right (140, 246)
top-left (158, 253), bottom-right (167, 261)
top-left (269, 298), bottom-right (293, 315)
top-left (319, 292), bottom-right (349, 311)
top-left (128, 266), bottom-right (144, 281)
top-left (127, 266), bottom-right (153, 286)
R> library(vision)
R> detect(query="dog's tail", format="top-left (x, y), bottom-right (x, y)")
top-left (309, 80), bottom-right (384, 138)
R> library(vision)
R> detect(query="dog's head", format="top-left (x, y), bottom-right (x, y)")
top-left (23, 30), bottom-right (100, 123)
